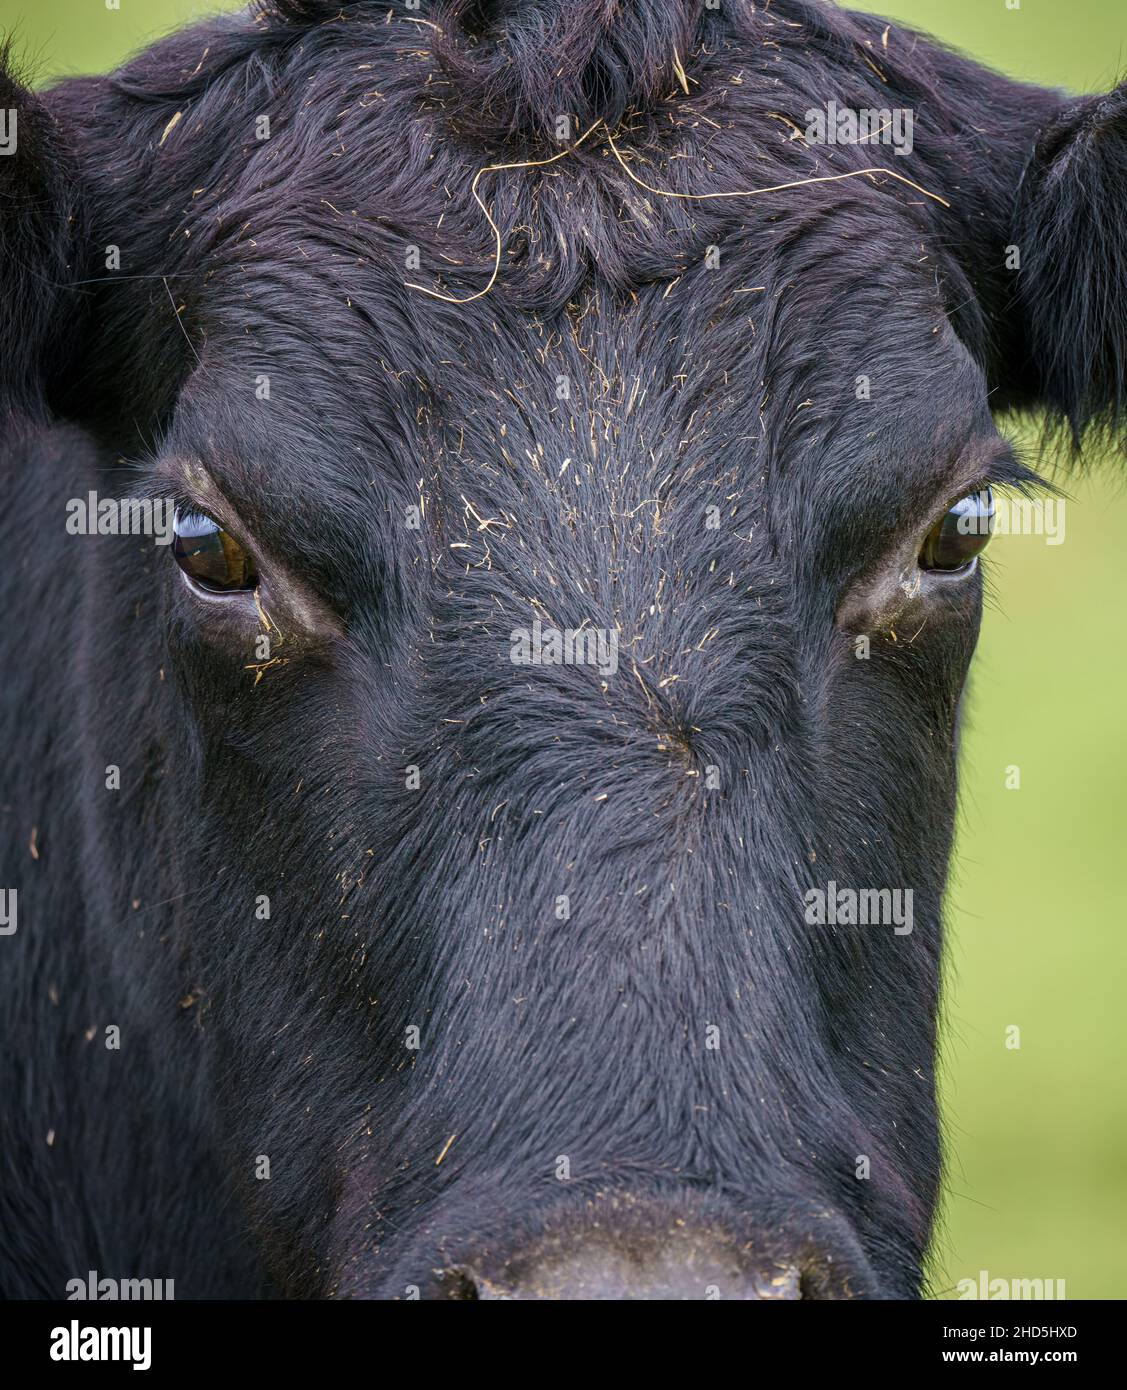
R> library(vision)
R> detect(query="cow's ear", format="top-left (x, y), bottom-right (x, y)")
top-left (1002, 82), bottom-right (1127, 450)
top-left (0, 51), bottom-right (84, 420)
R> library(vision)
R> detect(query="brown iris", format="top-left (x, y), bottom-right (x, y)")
top-left (172, 510), bottom-right (256, 592)
top-left (919, 487), bottom-right (994, 573)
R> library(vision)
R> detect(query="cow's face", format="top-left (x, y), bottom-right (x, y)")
top-left (7, 0), bottom-right (1124, 1298)
top-left (155, 248), bottom-right (1004, 1302)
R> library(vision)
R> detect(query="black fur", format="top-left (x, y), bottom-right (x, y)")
top-left (1, 0), bottom-right (1123, 1299)
top-left (1014, 85), bottom-right (1127, 440)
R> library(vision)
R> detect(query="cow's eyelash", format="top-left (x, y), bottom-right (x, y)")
top-left (978, 438), bottom-right (1052, 495)
top-left (150, 476), bottom-right (239, 533)
top-left (924, 454), bottom-right (1054, 539)
top-left (121, 464), bottom-right (229, 526)
top-left (966, 469), bottom-right (1052, 504)
top-left (166, 485), bottom-right (230, 530)
top-left (963, 449), bottom-right (1047, 498)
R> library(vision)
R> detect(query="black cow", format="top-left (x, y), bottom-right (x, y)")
top-left (1, 0), bottom-right (1122, 1300)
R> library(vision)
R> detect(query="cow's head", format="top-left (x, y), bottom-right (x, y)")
top-left (3, 0), bottom-right (1123, 1298)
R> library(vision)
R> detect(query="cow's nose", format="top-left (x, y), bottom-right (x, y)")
top-left (454, 1248), bottom-right (801, 1300)
top-left (390, 1199), bottom-right (885, 1301)
top-left (434, 1233), bottom-right (844, 1300)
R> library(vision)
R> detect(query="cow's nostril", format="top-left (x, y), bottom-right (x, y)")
top-left (408, 1202), bottom-right (883, 1300)
top-left (438, 1248), bottom-right (809, 1301)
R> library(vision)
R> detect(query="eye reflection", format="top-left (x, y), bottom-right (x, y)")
top-left (171, 509), bottom-right (257, 593)
top-left (919, 487), bottom-right (994, 573)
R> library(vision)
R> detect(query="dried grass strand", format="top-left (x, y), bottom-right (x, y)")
top-left (603, 125), bottom-right (951, 208)
top-left (405, 118), bottom-right (605, 305)
top-left (406, 118), bottom-right (951, 305)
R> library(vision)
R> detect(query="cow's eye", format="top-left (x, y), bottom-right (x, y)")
top-left (919, 487), bottom-right (994, 573)
top-left (172, 509), bottom-right (257, 592)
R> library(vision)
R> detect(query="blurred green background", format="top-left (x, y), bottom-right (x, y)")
top-left (2, 0), bottom-right (1123, 1298)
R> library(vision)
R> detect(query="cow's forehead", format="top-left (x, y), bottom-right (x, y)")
top-left (152, 38), bottom-right (1000, 548)
top-left (166, 227), bottom-right (1000, 602)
